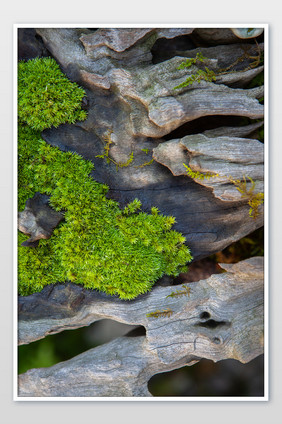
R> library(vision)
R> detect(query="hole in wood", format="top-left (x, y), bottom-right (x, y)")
top-left (197, 319), bottom-right (227, 329)
top-left (200, 311), bottom-right (211, 320)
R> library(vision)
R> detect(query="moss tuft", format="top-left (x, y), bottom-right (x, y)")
top-left (18, 57), bottom-right (87, 131)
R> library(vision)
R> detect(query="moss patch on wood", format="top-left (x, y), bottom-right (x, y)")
top-left (18, 57), bottom-right (193, 300)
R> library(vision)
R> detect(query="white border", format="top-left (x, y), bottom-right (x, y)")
top-left (13, 23), bottom-right (269, 402)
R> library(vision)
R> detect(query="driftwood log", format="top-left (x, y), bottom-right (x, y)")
top-left (18, 257), bottom-right (264, 397)
top-left (17, 27), bottom-right (265, 397)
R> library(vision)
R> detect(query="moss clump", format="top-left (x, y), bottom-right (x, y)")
top-left (18, 125), bottom-right (42, 210)
top-left (18, 130), bottom-right (192, 299)
top-left (18, 56), bottom-right (192, 300)
top-left (18, 57), bottom-right (87, 131)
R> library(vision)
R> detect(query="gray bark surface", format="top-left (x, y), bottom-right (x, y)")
top-left (153, 133), bottom-right (264, 202)
top-left (34, 27), bottom-right (264, 260)
top-left (18, 257), bottom-right (264, 397)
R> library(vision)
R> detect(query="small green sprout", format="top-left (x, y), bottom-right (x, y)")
top-left (166, 285), bottom-right (191, 298)
top-left (183, 163), bottom-right (219, 180)
top-left (229, 175), bottom-right (264, 218)
top-left (183, 164), bottom-right (264, 219)
top-left (134, 158), bottom-right (154, 168)
top-left (146, 309), bottom-right (174, 318)
top-left (95, 130), bottom-right (134, 171)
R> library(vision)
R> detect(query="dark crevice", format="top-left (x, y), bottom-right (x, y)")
top-left (162, 115), bottom-right (259, 141)
top-left (18, 28), bottom-right (50, 61)
top-left (190, 29), bottom-right (264, 48)
top-left (197, 319), bottom-right (230, 329)
top-left (171, 257), bottom-right (223, 285)
top-left (151, 34), bottom-right (197, 64)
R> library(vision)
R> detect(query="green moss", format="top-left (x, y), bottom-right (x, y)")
top-left (146, 309), bottom-right (173, 318)
top-left (18, 57), bottom-right (87, 131)
top-left (176, 52), bottom-right (206, 70)
top-left (174, 53), bottom-right (216, 90)
top-left (174, 46), bottom-right (263, 91)
top-left (229, 175), bottom-right (264, 218)
top-left (96, 130), bottom-right (155, 170)
top-left (95, 130), bottom-right (134, 170)
top-left (18, 57), bottom-right (193, 300)
top-left (18, 132), bottom-right (192, 299)
top-left (18, 125), bottom-right (42, 210)
top-left (166, 285), bottom-right (191, 298)
top-left (183, 163), bottom-right (219, 180)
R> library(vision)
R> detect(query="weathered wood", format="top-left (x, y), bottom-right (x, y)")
top-left (29, 27), bottom-right (265, 261)
top-left (18, 193), bottom-right (64, 247)
top-left (18, 257), bottom-right (264, 397)
top-left (192, 28), bottom-right (262, 45)
top-left (153, 133), bottom-right (264, 202)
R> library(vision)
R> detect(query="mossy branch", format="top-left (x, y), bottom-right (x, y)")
top-left (174, 45), bottom-right (262, 91)
top-left (183, 164), bottom-right (264, 218)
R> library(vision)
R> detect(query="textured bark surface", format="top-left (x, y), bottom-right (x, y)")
top-left (153, 132), bottom-right (264, 202)
top-left (18, 257), bottom-right (264, 397)
top-left (31, 27), bottom-right (265, 260)
top-left (18, 193), bottom-right (64, 247)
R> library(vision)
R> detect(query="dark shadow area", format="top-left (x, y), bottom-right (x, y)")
top-left (151, 34), bottom-right (196, 64)
top-left (18, 28), bottom-right (50, 61)
top-left (162, 115), bottom-right (261, 141)
top-left (148, 355), bottom-right (264, 397)
top-left (173, 226), bottom-right (263, 286)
